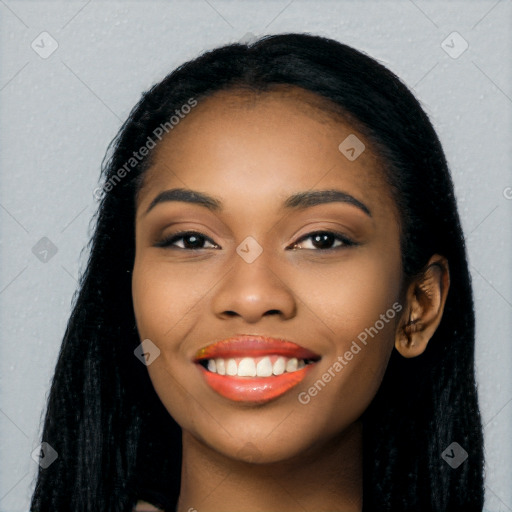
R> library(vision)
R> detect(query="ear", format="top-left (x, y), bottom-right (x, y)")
top-left (395, 255), bottom-right (450, 358)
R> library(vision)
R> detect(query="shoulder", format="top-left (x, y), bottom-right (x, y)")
top-left (132, 500), bottom-right (165, 511)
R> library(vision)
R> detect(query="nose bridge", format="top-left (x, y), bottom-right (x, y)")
top-left (232, 237), bottom-right (278, 284)
top-left (211, 236), bottom-right (296, 321)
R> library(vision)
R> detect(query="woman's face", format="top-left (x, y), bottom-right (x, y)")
top-left (132, 87), bottom-right (404, 463)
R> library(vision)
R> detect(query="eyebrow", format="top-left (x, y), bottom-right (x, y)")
top-left (144, 187), bottom-right (371, 217)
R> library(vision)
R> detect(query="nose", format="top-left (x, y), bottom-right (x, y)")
top-left (211, 248), bottom-right (297, 324)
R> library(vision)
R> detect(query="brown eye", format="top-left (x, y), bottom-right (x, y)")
top-left (289, 231), bottom-right (357, 251)
top-left (155, 231), bottom-right (219, 250)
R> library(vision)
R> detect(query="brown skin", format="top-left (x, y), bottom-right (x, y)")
top-left (131, 87), bottom-right (449, 512)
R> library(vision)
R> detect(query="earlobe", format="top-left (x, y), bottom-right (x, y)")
top-left (395, 255), bottom-right (450, 358)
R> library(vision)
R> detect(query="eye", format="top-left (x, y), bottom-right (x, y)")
top-left (154, 231), bottom-right (219, 250)
top-left (288, 230), bottom-right (357, 251)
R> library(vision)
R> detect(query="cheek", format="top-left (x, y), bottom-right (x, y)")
top-left (131, 256), bottom-right (207, 424)
top-left (131, 255), bottom-right (212, 343)
top-left (290, 251), bottom-right (401, 421)
top-left (288, 245), bottom-right (402, 339)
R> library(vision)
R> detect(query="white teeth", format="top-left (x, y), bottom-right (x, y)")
top-left (204, 356), bottom-right (313, 376)
top-left (256, 357), bottom-right (273, 377)
top-left (285, 358), bottom-right (298, 372)
top-left (226, 358), bottom-right (237, 376)
top-left (272, 357), bottom-right (286, 375)
top-left (215, 358), bottom-right (226, 375)
top-left (238, 357), bottom-right (256, 377)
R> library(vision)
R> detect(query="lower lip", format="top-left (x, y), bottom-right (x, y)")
top-left (198, 364), bottom-right (314, 403)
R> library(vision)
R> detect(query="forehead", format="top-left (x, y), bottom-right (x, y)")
top-left (136, 86), bottom-right (397, 221)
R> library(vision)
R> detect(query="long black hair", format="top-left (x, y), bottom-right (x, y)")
top-left (30, 33), bottom-right (485, 511)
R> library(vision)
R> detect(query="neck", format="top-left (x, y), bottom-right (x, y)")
top-left (176, 420), bottom-right (363, 512)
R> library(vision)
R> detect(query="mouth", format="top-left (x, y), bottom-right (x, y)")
top-left (194, 335), bottom-right (321, 403)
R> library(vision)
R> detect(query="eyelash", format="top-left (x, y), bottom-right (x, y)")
top-left (154, 230), bottom-right (358, 252)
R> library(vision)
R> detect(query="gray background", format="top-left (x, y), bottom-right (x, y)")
top-left (1, 1), bottom-right (511, 510)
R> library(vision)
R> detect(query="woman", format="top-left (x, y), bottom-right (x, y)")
top-left (30, 33), bottom-right (485, 511)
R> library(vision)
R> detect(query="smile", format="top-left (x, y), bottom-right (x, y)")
top-left (194, 335), bottom-right (321, 403)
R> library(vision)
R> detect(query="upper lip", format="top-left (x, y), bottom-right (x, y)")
top-left (193, 334), bottom-right (321, 362)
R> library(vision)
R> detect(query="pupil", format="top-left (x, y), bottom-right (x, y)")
top-left (185, 235), bottom-right (202, 248)
top-left (313, 233), bottom-right (332, 249)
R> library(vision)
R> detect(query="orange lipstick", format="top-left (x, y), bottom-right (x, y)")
top-left (194, 335), bottom-right (320, 403)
